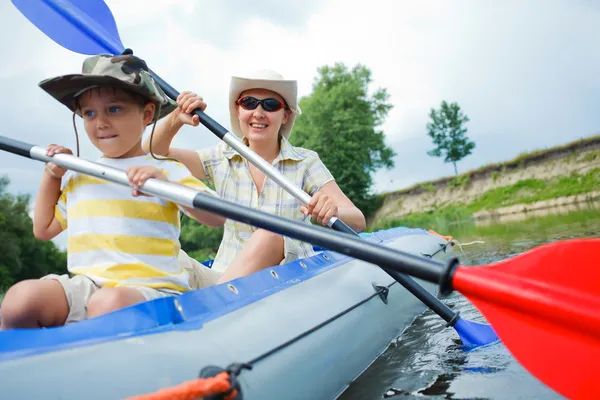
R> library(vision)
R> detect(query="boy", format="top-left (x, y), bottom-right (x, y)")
top-left (0, 54), bottom-right (225, 329)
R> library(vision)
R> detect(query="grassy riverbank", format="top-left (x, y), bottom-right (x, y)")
top-left (370, 167), bottom-right (600, 233)
top-left (369, 134), bottom-right (600, 232)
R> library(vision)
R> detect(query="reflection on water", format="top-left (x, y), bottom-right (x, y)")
top-left (340, 202), bottom-right (600, 400)
top-left (474, 199), bottom-right (600, 227)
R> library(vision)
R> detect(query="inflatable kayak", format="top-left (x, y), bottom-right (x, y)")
top-left (0, 226), bottom-right (455, 400)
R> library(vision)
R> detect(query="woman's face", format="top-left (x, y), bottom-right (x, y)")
top-left (236, 88), bottom-right (290, 144)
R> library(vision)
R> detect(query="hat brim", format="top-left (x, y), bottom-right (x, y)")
top-left (229, 76), bottom-right (301, 139)
top-left (39, 74), bottom-right (176, 122)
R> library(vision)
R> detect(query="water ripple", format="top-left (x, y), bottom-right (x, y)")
top-left (340, 209), bottom-right (599, 400)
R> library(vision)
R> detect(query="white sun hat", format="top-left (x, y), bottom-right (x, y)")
top-left (229, 69), bottom-right (302, 139)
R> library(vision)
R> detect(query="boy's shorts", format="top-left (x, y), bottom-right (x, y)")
top-left (178, 249), bottom-right (222, 290)
top-left (41, 274), bottom-right (174, 324)
top-left (42, 251), bottom-right (221, 324)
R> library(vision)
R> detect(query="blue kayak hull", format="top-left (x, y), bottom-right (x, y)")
top-left (0, 227), bottom-right (456, 399)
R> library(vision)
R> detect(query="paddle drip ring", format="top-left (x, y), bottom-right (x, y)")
top-left (439, 257), bottom-right (460, 296)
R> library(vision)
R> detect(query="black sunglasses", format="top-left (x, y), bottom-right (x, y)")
top-left (236, 96), bottom-right (287, 112)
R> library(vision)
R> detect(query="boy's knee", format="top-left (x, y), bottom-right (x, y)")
top-left (87, 287), bottom-right (145, 318)
top-left (2, 280), bottom-right (39, 312)
top-left (1, 280), bottom-right (52, 328)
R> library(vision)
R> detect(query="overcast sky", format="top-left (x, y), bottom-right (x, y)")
top-left (1, 0), bottom-right (599, 202)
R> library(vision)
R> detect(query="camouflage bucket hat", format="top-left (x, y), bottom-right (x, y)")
top-left (38, 54), bottom-right (176, 122)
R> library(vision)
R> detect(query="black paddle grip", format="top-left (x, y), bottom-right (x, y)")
top-left (146, 66), bottom-right (229, 140)
top-left (439, 257), bottom-right (460, 296)
top-left (0, 135), bottom-right (34, 159)
top-left (331, 216), bottom-right (459, 323)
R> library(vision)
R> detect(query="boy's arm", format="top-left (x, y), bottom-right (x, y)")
top-left (126, 165), bottom-right (226, 228)
top-left (33, 169), bottom-right (65, 241)
top-left (34, 145), bottom-right (72, 240)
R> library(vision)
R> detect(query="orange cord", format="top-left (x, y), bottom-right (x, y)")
top-left (427, 229), bottom-right (453, 241)
top-left (126, 371), bottom-right (238, 400)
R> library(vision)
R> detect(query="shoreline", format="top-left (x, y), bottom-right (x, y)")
top-left (370, 134), bottom-right (600, 230)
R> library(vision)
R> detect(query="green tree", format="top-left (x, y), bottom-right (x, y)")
top-left (426, 101), bottom-right (475, 175)
top-left (0, 176), bottom-right (66, 291)
top-left (291, 63), bottom-right (395, 215)
top-left (179, 215), bottom-right (223, 263)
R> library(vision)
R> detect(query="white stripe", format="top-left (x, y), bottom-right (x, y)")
top-left (97, 157), bottom-right (190, 182)
top-left (59, 156), bottom-right (199, 290)
top-left (66, 216), bottom-right (179, 239)
top-left (67, 183), bottom-right (169, 205)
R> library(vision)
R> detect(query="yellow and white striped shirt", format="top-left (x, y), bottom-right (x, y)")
top-left (54, 155), bottom-right (211, 294)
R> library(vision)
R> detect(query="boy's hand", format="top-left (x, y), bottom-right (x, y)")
top-left (301, 192), bottom-right (339, 226)
top-left (171, 91), bottom-right (207, 127)
top-left (126, 166), bottom-right (168, 197)
top-left (45, 144), bottom-right (73, 179)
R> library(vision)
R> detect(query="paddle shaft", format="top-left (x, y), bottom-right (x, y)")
top-left (0, 135), bottom-right (455, 288)
top-left (11, 2), bottom-right (598, 397)
top-left (148, 71), bottom-right (327, 221)
top-left (8, 0), bottom-right (461, 324)
top-left (148, 70), bottom-right (459, 324)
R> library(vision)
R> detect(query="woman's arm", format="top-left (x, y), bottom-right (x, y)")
top-left (303, 181), bottom-right (367, 232)
top-left (180, 205), bottom-right (226, 227)
top-left (142, 93), bottom-right (207, 180)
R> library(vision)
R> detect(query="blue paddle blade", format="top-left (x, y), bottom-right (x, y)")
top-left (453, 317), bottom-right (499, 349)
top-left (11, 0), bottom-right (125, 55)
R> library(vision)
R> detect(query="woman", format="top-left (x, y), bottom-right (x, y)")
top-left (144, 70), bottom-right (366, 284)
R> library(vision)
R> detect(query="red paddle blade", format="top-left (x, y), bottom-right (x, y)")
top-left (452, 238), bottom-right (600, 399)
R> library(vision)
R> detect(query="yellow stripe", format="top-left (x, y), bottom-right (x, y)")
top-left (178, 176), bottom-right (207, 189)
top-left (54, 205), bottom-right (67, 229)
top-left (68, 234), bottom-right (178, 256)
top-left (72, 262), bottom-right (185, 280)
top-left (58, 189), bottom-right (67, 205)
top-left (66, 174), bottom-right (109, 193)
top-left (98, 280), bottom-right (188, 293)
top-left (68, 199), bottom-right (178, 225)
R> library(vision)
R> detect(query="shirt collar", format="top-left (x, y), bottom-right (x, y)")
top-left (222, 136), bottom-right (306, 162)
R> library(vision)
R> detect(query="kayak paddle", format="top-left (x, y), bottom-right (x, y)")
top-left (0, 135), bottom-right (597, 400)
top-left (10, 0), bottom-right (498, 348)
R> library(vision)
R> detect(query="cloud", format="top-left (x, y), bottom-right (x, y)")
top-left (1, 0), bottom-right (599, 203)
top-left (105, 0), bottom-right (323, 52)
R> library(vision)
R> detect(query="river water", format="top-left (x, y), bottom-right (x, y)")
top-left (340, 201), bottom-right (600, 400)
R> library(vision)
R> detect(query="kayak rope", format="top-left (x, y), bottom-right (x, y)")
top-left (124, 371), bottom-right (238, 400)
top-left (452, 239), bottom-right (485, 261)
top-left (427, 228), bottom-right (485, 260)
top-left (126, 225), bottom-right (457, 399)
top-left (244, 281), bottom-right (395, 367)
top-left (125, 281), bottom-right (396, 399)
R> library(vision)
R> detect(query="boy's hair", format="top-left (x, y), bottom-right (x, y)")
top-left (74, 86), bottom-right (150, 112)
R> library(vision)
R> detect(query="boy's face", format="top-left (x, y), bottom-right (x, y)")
top-left (78, 87), bottom-right (155, 158)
